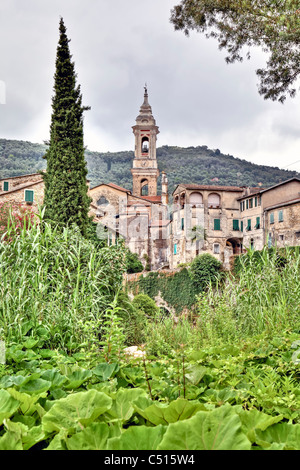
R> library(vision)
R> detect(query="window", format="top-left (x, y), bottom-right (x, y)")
top-left (270, 212), bottom-right (274, 224)
top-left (247, 219), bottom-right (251, 231)
top-left (208, 193), bottom-right (220, 208)
top-left (213, 244), bottom-right (220, 254)
top-left (255, 196), bottom-right (257, 207)
top-left (255, 217), bottom-right (260, 229)
top-left (214, 218), bottom-right (221, 231)
top-left (25, 189), bottom-right (34, 203)
top-left (249, 198), bottom-right (253, 209)
top-left (181, 218), bottom-right (184, 230)
top-left (174, 243), bottom-right (177, 255)
top-left (190, 192), bottom-right (203, 205)
top-left (278, 210), bottom-right (283, 222)
top-left (3, 181), bottom-right (9, 191)
top-left (240, 202), bottom-right (243, 212)
top-left (242, 201), bottom-right (245, 211)
top-left (233, 219), bottom-right (239, 231)
top-left (97, 196), bottom-right (109, 206)
top-left (241, 221), bottom-right (243, 232)
top-left (279, 234), bottom-right (284, 241)
top-left (246, 200), bottom-right (249, 210)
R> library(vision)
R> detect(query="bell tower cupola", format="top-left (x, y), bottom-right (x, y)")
top-left (131, 86), bottom-right (160, 197)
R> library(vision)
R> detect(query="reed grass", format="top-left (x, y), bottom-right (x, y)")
top-left (0, 212), bottom-right (125, 351)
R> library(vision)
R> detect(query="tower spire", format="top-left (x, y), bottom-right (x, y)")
top-left (131, 87), bottom-right (160, 197)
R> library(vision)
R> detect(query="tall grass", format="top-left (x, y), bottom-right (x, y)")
top-left (194, 247), bottom-right (300, 343)
top-left (142, 247), bottom-right (300, 354)
top-left (0, 213), bottom-right (126, 351)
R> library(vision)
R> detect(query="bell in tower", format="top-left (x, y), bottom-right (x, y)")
top-left (131, 86), bottom-right (160, 197)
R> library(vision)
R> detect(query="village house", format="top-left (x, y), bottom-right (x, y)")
top-left (1, 88), bottom-right (300, 270)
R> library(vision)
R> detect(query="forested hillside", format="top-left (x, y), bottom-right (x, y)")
top-left (0, 138), bottom-right (298, 193)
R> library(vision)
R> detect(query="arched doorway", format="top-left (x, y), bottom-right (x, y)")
top-left (226, 237), bottom-right (243, 255)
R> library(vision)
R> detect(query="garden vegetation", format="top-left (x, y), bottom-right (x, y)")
top-left (0, 209), bottom-right (299, 450)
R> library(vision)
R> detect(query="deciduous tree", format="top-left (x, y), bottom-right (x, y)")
top-left (170, 0), bottom-right (300, 102)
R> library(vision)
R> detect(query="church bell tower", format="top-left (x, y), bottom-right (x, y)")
top-left (131, 86), bottom-right (160, 197)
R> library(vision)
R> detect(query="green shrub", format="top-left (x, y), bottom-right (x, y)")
top-left (136, 268), bottom-right (200, 314)
top-left (189, 253), bottom-right (222, 290)
top-left (132, 294), bottom-right (159, 319)
top-left (126, 250), bottom-right (144, 274)
top-left (115, 291), bottom-right (147, 346)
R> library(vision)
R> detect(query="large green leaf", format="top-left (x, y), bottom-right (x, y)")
top-left (158, 404), bottom-right (251, 450)
top-left (134, 398), bottom-right (209, 426)
top-left (40, 369), bottom-right (67, 390)
top-left (19, 378), bottom-right (52, 395)
top-left (93, 363), bottom-right (119, 381)
top-left (42, 389), bottom-right (112, 434)
top-left (103, 388), bottom-right (148, 424)
top-left (0, 390), bottom-right (20, 425)
top-left (0, 430), bottom-right (23, 450)
top-left (237, 408), bottom-right (284, 443)
top-left (254, 422), bottom-right (300, 450)
top-left (185, 365), bottom-right (207, 385)
top-left (3, 419), bottom-right (46, 450)
top-left (7, 388), bottom-right (47, 417)
top-left (108, 425), bottom-right (167, 450)
top-left (66, 422), bottom-right (110, 450)
top-left (64, 369), bottom-right (92, 390)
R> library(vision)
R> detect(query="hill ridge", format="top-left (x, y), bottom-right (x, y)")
top-left (0, 138), bottom-right (298, 193)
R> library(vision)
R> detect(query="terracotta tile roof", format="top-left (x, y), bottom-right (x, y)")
top-left (139, 195), bottom-right (162, 202)
top-left (0, 172), bottom-right (43, 182)
top-left (106, 183), bottom-right (131, 193)
top-left (90, 182), bottom-right (131, 193)
top-left (174, 184), bottom-right (244, 194)
top-left (0, 179), bottom-right (43, 196)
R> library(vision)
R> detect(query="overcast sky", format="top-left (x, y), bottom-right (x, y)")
top-left (1, 0), bottom-right (300, 172)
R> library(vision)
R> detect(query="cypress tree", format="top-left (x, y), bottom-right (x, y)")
top-left (43, 17), bottom-right (91, 235)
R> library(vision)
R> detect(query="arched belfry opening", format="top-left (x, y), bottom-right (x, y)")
top-left (131, 86), bottom-right (160, 197)
top-left (141, 178), bottom-right (149, 196)
top-left (142, 137), bottom-right (149, 154)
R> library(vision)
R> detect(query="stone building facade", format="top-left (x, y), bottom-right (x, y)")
top-left (1, 88), bottom-right (300, 271)
top-left (0, 173), bottom-right (44, 209)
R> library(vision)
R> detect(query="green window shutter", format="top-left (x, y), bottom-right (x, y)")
top-left (255, 196), bottom-right (257, 207)
top-left (270, 212), bottom-right (274, 224)
top-left (181, 218), bottom-right (184, 230)
top-left (241, 221), bottom-right (243, 232)
top-left (255, 217), bottom-right (260, 229)
top-left (214, 218), bottom-right (221, 230)
top-left (174, 243), bottom-right (177, 255)
top-left (249, 198), bottom-right (253, 208)
top-left (246, 200), bottom-right (249, 209)
top-left (233, 219), bottom-right (239, 231)
top-left (25, 190), bottom-right (34, 203)
top-left (278, 210), bottom-right (283, 222)
top-left (3, 181), bottom-right (9, 191)
top-left (247, 219), bottom-right (251, 231)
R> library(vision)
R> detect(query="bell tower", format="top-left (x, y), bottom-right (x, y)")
top-left (131, 86), bottom-right (160, 197)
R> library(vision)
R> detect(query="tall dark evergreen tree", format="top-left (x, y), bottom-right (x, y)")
top-left (43, 18), bottom-right (91, 235)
